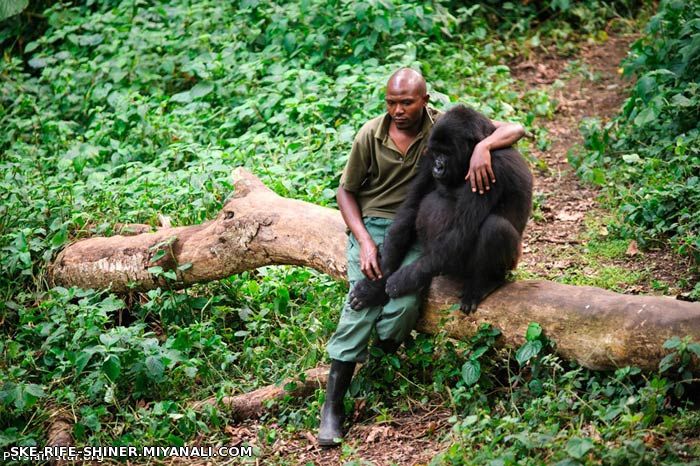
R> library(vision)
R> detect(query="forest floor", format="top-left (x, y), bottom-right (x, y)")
top-left (199, 33), bottom-right (694, 466)
top-left (512, 35), bottom-right (694, 298)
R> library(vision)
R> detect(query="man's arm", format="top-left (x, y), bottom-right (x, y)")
top-left (337, 187), bottom-right (382, 280)
top-left (466, 120), bottom-right (525, 194)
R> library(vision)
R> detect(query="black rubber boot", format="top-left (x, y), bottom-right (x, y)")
top-left (374, 338), bottom-right (401, 355)
top-left (317, 359), bottom-right (356, 447)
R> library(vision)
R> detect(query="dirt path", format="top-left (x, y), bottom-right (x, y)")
top-left (513, 35), bottom-right (693, 296)
top-left (229, 34), bottom-right (692, 466)
top-left (514, 35), bottom-right (635, 282)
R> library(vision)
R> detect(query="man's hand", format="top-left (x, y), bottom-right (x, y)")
top-left (466, 141), bottom-right (495, 194)
top-left (359, 239), bottom-right (382, 280)
top-left (465, 120), bottom-right (525, 194)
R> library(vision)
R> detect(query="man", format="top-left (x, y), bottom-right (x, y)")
top-left (318, 68), bottom-right (525, 447)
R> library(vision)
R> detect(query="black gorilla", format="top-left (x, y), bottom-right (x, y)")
top-left (349, 105), bottom-right (533, 313)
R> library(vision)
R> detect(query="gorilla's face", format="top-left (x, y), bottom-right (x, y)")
top-left (430, 149), bottom-right (468, 186)
top-left (431, 153), bottom-right (449, 180)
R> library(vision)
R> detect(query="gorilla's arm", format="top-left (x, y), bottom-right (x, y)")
top-left (378, 166), bottom-right (434, 273)
top-left (348, 166), bottom-right (435, 310)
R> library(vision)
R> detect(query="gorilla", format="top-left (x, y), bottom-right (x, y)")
top-left (349, 105), bottom-right (533, 313)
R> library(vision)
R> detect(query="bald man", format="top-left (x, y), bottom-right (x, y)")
top-left (318, 68), bottom-right (524, 447)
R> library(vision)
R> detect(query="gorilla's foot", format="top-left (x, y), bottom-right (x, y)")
top-left (460, 280), bottom-right (506, 314)
top-left (348, 278), bottom-right (389, 310)
top-left (385, 267), bottom-right (421, 298)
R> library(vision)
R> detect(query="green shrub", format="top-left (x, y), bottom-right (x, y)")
top-left (571, 0), bottom-right (700, 265)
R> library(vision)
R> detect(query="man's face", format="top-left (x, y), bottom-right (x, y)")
top-left (385, 82), bottom-right (428, 131)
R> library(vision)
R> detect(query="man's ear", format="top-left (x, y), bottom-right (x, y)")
top-left (424, 94), bottom-right (430, 106)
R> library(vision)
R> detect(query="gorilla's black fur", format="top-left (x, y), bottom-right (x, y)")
top-left (349, 105), bottom-right (533, 313)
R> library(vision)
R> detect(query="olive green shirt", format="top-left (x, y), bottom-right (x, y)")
top-left (340, 107), bottom-right (442, 219)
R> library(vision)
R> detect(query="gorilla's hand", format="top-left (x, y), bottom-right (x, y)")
top-left (349, 278), bottom-right (389, 310)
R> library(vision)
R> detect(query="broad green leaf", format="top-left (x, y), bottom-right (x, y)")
top-left (27, 57), bottom-right (47, 69)
top-left (24, 41), bottom-right (39, 53)
top-left (177, 262), bottom-right (192, 271)
top-left (0, 0), bottom-right (28, 21)
top-left (551, 0), bottom-right (571, 11)
top-left (663, 337), bottom-right (681, 349)
top-left (461, 360), bottom-right (481, 386)
top-left (99, 333), bottom-right (120, 347)
top-left (99, 296), bottom-right (125, 313)
top-left (634, 106), bottom-right (659, 126)
top-left (171, 91), bottom-right (192, 104)
top-left (671, 93), bottom-right (692, 106)
top-left (75, 350), bottom-right (93, 376)
top-left (0, 382), bottom-right (17, 406)
top-left (528, 378), bottom-right (543, 394)
top-left (566, 437), bottom-right (594, 459)
top-left (190, 82), bottom-right (214, 99)
top-left (50, 227), bottom-right (67, 247)
top-left (102, 356), bottom-right (122, 381)
top-left (687, 342), bottom-right (700, 357)
top-left (525, 322), bottom-right (542, 341)
top-left (282, 33), bottom-right (296, 53)
top-left (471, 345), bottom-right (488, 359)
top-left (622, 153), bottom-right (641, 163)
top-left (515, 340), bottom-right (542, 366)
top-left (150, 249), bottom-right (166, 263)
top-left (635, 75), bottom-right (656, 101)
top-left (145, 356), bottom-right (165, 379)
top-left (13, 383), bottom-right (44, 410)
top-left (25, 384), bottom-right (44, 397)
top-left (659, 353), bottom-right (676, 373)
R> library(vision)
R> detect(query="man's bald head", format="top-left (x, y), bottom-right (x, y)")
top-left (385, 68), bottom-right (429, 132)
top-left (387, 68), bottom-right (427, 97)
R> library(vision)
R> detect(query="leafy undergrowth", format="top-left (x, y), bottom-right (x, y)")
top-left (434, 329), bottom-right (700, 465)
top-left (1, 1), bottom-right (699, 465)
top-left (571, 0), bottom-right (700, 297)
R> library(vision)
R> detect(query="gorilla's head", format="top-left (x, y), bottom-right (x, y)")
top-left (426, 105), bottom-right (496, 186)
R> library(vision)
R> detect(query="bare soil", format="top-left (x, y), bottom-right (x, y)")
top-left (512, 35), bottom-right (694, 296)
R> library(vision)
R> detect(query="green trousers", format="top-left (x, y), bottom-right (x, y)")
top-left (327, 217), bottom-right (423, 363)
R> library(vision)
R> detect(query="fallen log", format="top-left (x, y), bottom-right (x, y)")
top-left (46, 407), bottom-right (73, 466)
top-left (50, 168), bottom-right (700, 371)
top-left (191, 366), bottom-right (330, 419)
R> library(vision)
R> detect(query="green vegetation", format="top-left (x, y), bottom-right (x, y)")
top-left (1, 1), bottom-right (698, 464)
top-left (572, 1), bottom-right (700, 286)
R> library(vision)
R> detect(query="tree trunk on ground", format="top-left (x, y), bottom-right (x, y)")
top-left (46, 407), bottom-right (73, 466)
top-left (50, 168), bottom-right (700, 371)
top-left (191, 366), bottom-right (330, 419)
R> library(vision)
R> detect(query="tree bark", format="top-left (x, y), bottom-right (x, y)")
top-left (191, 366), bottom-right (330, 419)
top-left (50, 168), bottom-right (700, 371)
top-left (46, 407), bottom-right (73, 466)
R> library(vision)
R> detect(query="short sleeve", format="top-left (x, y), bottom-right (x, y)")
top-left (340, 127), bottom-right (373, 193)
